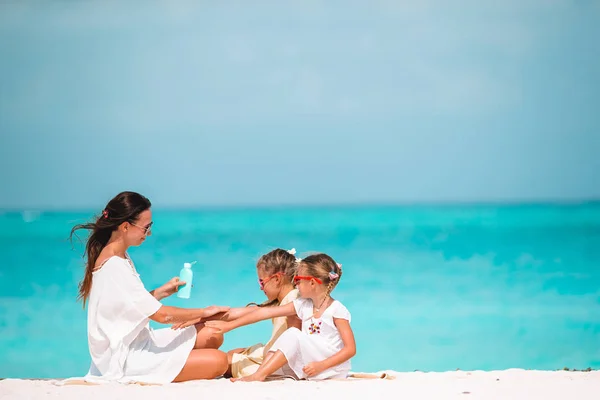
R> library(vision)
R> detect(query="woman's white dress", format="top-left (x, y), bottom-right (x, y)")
top-left (269, 298), bottom-right (352, 380)
top-left (79, 256), bottom-right (196, 384)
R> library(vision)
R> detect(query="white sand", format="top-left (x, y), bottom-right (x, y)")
top-left (1, 370), bottom-right (599, 400)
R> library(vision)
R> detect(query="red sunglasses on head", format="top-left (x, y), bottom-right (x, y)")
top-left (258, 272), bottom-right (283, 290)
top-left (293, 275), bottom-right (323, 285)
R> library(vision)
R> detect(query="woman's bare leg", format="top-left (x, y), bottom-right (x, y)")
top-left (173, 349), bottom-right (228, 382)
top-left (194, 323), bottom-right (224, 349)
top-left (231, 350), bottom-right (288, 382)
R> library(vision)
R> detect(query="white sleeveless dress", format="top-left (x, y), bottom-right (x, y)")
top-left (269, 298), bottom-right (352, 380)
top-left (76, 256), bottom-right (196, 384)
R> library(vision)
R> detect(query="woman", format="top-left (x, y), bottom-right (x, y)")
top-left (69, 191), bottom-right (229, 384)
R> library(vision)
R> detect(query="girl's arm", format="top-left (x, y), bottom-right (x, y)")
top-left (150, 305), bottom-right (230, 324)
top-left (219, 306), bottom-right (259, 321)
top-left (169, 305), bottom-right (260, 330)
top-left (204, 302), bottom-right (297, 333)
top-left (302, 318), bottom-right (356, 377)
top-left (287, 314), bottom-right (302, 331)
top-left (198, 305), bottom-right (259, 322)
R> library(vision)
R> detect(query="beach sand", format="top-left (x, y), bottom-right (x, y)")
top-left (1, 370), bottom-right (599, 400)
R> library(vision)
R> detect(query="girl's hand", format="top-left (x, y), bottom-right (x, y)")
top-left (160, 277), bottom-right (187, 298)
top-left (171, 316), bottom-right (202, 330)
top-left (302, 361), bottom-right (325, 377)
top-left (204, 320), bottom-right (231, 334)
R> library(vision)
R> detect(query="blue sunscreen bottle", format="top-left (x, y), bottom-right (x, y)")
top-left (177, 261), bottom-right (195, 299)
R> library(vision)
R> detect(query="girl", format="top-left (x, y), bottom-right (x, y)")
top-left (205, 253), bottom-right (356, 381)
top-left (172, 248), bottom-right (302, 378)
top-left (69, 191), bottom-right (230, 384)
top-left (226, 248), bottom-right (302, 378)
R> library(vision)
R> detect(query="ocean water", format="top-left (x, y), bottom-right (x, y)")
top-left (1, 203), bottom-right (599, 379)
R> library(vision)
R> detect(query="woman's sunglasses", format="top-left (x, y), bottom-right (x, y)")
top-left (131, 221), bottom-right (153, 235)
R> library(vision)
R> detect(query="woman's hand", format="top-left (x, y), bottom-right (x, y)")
top-left (203, 305), bottom-right (230, 318)
top-left (155, 277), bottom-right (187, 300)
top-left (171, 316), bottom-right (202, 330)
top-left (170, 305), bottom-right (231, 330)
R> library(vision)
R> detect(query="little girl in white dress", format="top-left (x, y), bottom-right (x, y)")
top-left (206, 253), bottom-right (355, 381)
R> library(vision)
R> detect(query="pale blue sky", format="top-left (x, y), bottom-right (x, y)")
top-left (1, 1), bottom-right (598, 209)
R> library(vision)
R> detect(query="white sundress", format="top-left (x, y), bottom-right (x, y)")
top-left (269, 298), bottom-right (352, 380)
top-left (64, 256), bottom-right (196, 385)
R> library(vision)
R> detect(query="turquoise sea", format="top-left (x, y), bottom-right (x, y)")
top-left (1, 203), bottom-right (599, 378)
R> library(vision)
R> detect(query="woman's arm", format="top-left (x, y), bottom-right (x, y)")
top-left (302, 318), bottom-right (356, 377)
top-left (149, 277), bottom-right (187, 300)
top-left (204, 302), bottom-right (297, 333)
top-left (150, 305), bottom-right (229, 324)
top-left (149, 288), bottom-right (166, 300)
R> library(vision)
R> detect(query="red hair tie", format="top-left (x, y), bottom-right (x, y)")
top-left (102, 209), bottom-right (109, 219)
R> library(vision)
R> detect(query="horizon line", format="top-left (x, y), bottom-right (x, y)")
top-left (1, 197), bottom-right (599, 213)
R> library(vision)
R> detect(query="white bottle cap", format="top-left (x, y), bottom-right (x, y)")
top-left (184, 262), bottom-right (192, 269)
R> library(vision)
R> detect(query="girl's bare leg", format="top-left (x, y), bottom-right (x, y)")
top-left (231, 350), bottom-right (288, 382)
top-left (262, 351), bottom-right (274, 364)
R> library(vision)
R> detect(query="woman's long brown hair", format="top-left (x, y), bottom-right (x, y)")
top-left (69, 191), bottom-right (151, 307)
